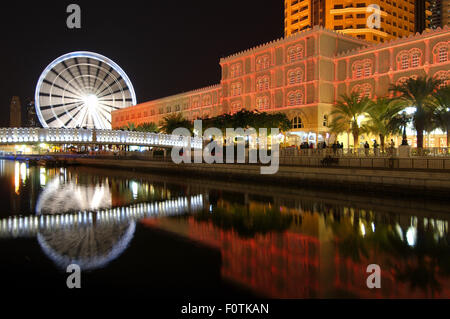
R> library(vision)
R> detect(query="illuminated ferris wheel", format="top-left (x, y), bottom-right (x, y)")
top-left (35, 51), bottom-right (137, 129)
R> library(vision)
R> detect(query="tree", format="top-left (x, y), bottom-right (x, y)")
top-left (120, 122), bottom-right (136, 131)
top-left (363, 98), bottom-right (403, 151)
top-left (433, 85), bottom-right (450, 147)
top-left (390, 76), bottom-right (442, 149)
top-left (329, 93), bottom-right (372, 148)
top-left (159, 113), bottom-right (193, 134)
top-left (136, 122), bottom-right (159, 133)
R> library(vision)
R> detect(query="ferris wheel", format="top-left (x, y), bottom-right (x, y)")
top-left (35, 51), bottom-right (137, 129)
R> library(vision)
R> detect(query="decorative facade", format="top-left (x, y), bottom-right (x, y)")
top-left (112, 26), bottom-right (450, 146)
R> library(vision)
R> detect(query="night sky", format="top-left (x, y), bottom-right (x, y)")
top-left (0, 1), bottom-right (284, 126)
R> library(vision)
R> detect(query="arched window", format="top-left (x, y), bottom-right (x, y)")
top-left (397, 49), bottom-right (422, 70)
top-left (433, 42), bottom-right (449, 63)
top-left (231, 101), bottom-right (242, 113)
top-left (323, 114), bottom-right (329, 127)
top-left (438, 46), bottom-right (448, 63)
top-left (352, 59), bottom-right (372, 79)
top-left (363, 61), bottom-right (372, 77)
top-left (291, 116), bottom-right (303, 129)
top-left (202, 95), bottom-right (212, 106)
top-left (352, 83), bottom-right (372, 100)
top-left (256, 55), bottom-right (270, 71)
top-left (433, 70), bottom-right (450, 88)
top-left (256, 96), bottom-right (270, 110)
top-left (287, 45), bottom-right (304, 63)
top-left (192, 98), bottom-right (200, 108)
top-left (230, 63), bottom-right (242, 77)
top-left (256, 76), bottom-right (270, 91)
top-left (287, 90), bottom-right (304, 106)
top-left (410, 49), bottom-right (421, 68)
top-left (288, 68), bottom-right (304, 84)
top-left (231, 82), bottom-right (242, 96)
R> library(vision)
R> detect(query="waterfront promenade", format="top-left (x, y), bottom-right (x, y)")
top-left (3, 150), bottom-right (450, 198)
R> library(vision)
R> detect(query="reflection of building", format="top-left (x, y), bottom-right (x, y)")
top-left (112, 27), bottom-right (450, 147)
top-left (9, 96), bottom-right (21, 128)
top-left (285, 0), bottom-right (418, 43)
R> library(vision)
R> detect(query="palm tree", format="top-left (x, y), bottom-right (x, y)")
top-left (121, 122), bottom-right (136, 131)
top-left (159, 113), bottom-right (193, 134)
top-left (433, 86), bottom-right (450, 147)
top-left (390, 76), bottom-right (442, 149)
top-left (329, 93), bottom-right (372, 148)
top-left (363, 98), bottom-right (403, 152)
top-left (136, 122), bottom-right (159, 133)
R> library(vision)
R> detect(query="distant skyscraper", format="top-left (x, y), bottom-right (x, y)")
top-left (415, 0), bottom-right (432, 32)
top-left (285, 0), bottom-right (429, 43)
top-left (9, 96), bottom-right (21, 128)
top-left (430, 0), bottom-right (443, 28)
top-left (443, 0), bottom-right (450, 25)
top-left (25, 98), bottom-right (39, 127)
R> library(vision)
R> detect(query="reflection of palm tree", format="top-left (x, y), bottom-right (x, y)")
top-left (194, 204), bottom-right (292, 238)
top-left (330, 214), bottom-right (450, 296)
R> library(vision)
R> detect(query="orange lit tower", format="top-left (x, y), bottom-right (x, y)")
top-left (284, 0), bottom-right (430, 43)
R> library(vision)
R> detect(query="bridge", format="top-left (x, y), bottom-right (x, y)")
top-left (0, 127), bottom-right (203, 149)
top-left (0, 194), bottom-right (204, 238)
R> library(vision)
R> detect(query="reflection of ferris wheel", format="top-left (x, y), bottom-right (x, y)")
top-left (35, 51), bottom-right (137, 129)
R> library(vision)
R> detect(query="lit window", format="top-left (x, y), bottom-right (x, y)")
top-left (401, 53), bottom-right (409, 69)
top-left (288, 90), bottom-right (304, 106)
top-left (363, 61), bottom-right (372, 77)
top-left (231, 82), bottom-right (242, 96)
top-left (291, 116), bottom-right (303, 129)
top-left (256, 96), bottom-right (270, 110)
top-left (256, 55), bottom-right (270, 71)
top-left (411, 51), bottom-right (420, 67)
top-left (256, 77), bottom-right (270, 91)
top-left (230, 63), bottom-right (242, 77)
top-left (231, 102), bottom-right (241, 113)
top-left (287, 45), bottom-right (304, 62)
top-left (288, 68), bottom-right (304, 84)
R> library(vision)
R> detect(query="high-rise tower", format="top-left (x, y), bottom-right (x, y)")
top-left (285, 0), bottom-right (429, 43)
top-left (9, 96), bottom-right (21, 128)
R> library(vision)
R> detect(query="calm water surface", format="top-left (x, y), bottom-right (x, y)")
top-left (1, 159), bottom-right (450, 299)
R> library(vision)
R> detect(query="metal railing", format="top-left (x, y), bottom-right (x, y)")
top-left (280, 147), bottom-right (450, 158)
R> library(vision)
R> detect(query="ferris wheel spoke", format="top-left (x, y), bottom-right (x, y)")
top-left (98, 87), bottom-right (129, 99)
top-left (39, 101), bottom-right (83, 111)
top-left (50, 69), bottom-right (84, 94)
top-left (42, 79), bottom-right (82, 98)
top-left (62, 61), bottom-right (85, 94)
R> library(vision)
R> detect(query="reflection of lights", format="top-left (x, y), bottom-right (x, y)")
top-left (131, 181), bottom-right (138, 200)
top-left (20, 162), bottom-right (27, 183)
top-left (40, 167), bottom-right (46, 186)
top-left (360, 222), bottom-right (366, 237)
top-left (14, 162), bottom-right (19, 195)
top-left (406, 226), bottom-right (417, 247)
top-left (371, 222), bottom-right (375, 233)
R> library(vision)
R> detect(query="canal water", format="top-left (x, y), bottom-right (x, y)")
top-left (1, 159), bottom-right (450, 299)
